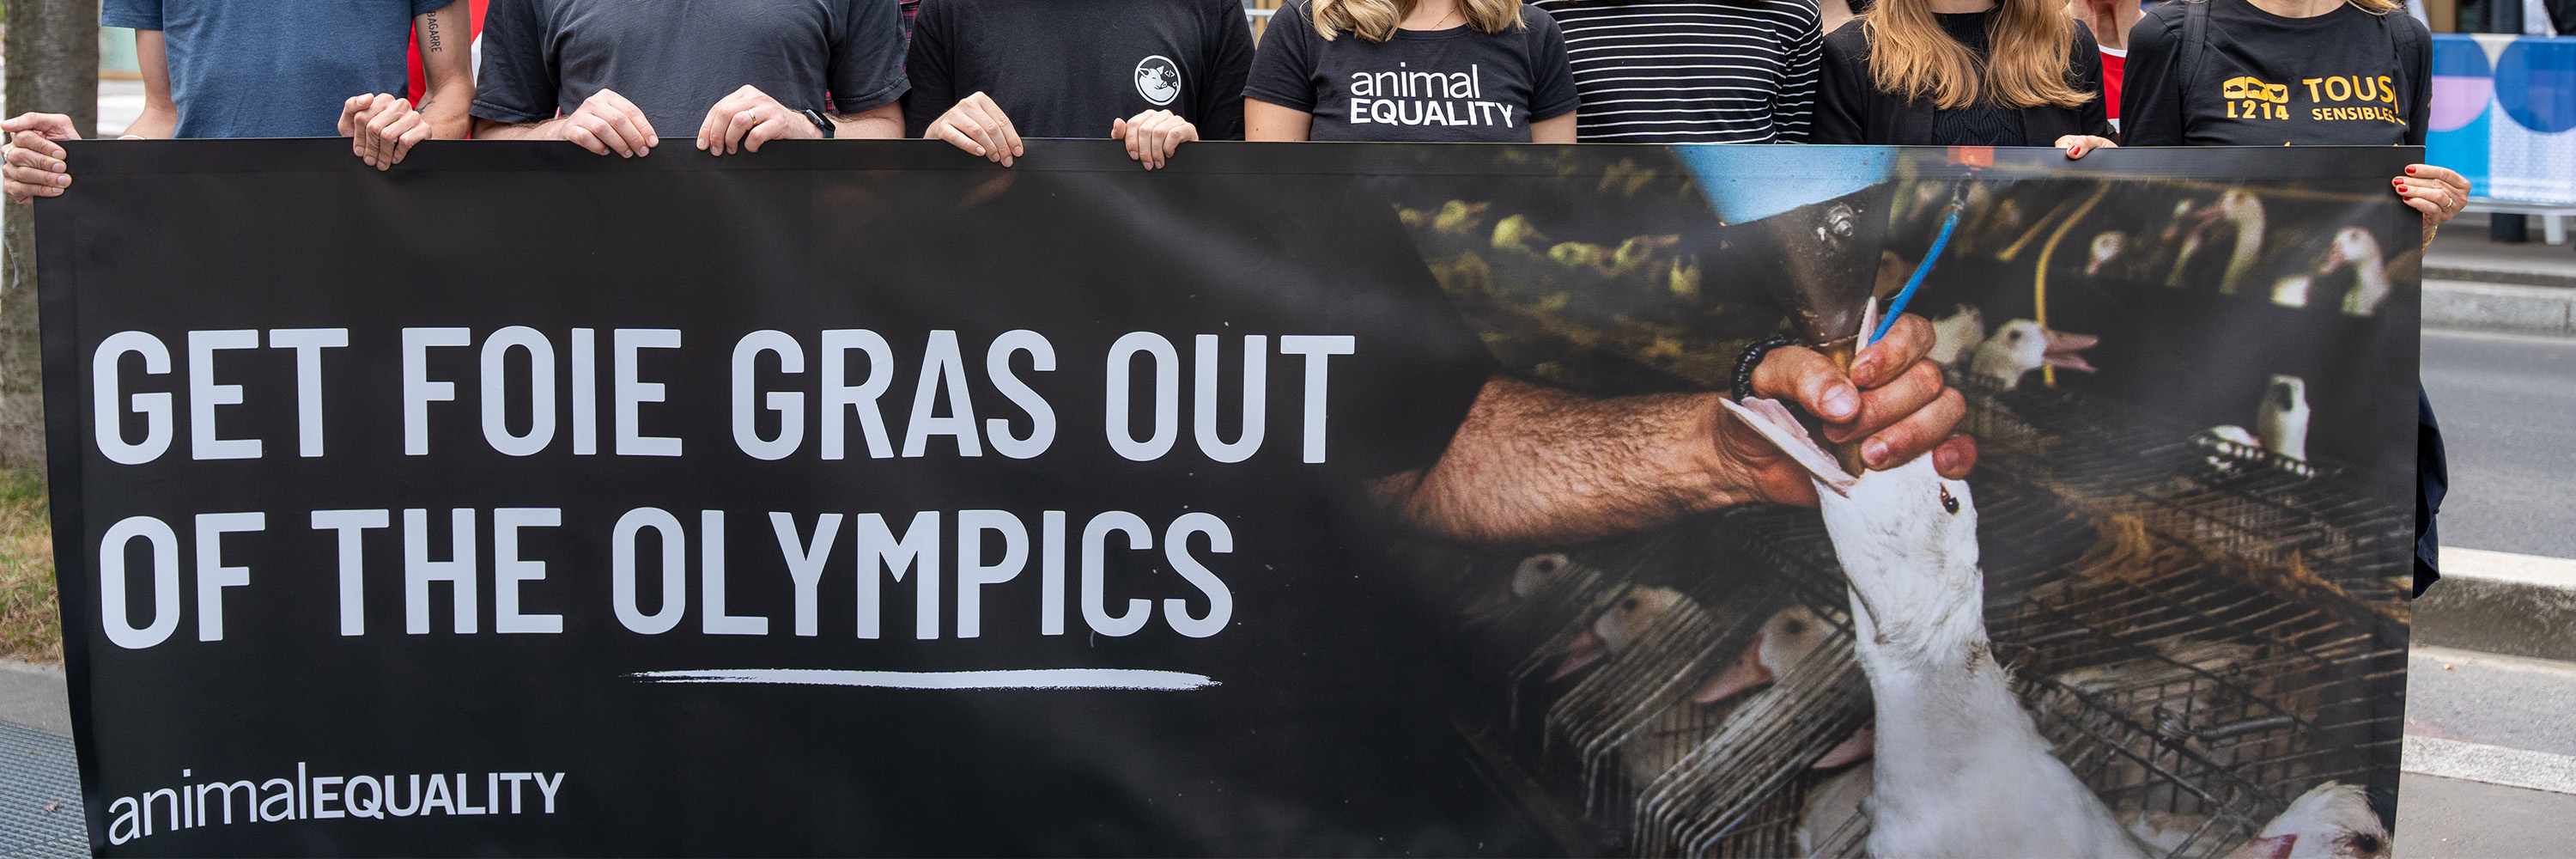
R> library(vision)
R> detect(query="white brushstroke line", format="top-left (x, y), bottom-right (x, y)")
top-left (631, 667), bottom-right (1218, 691)
top-left (2403, 734), bottom-right (2576, 795)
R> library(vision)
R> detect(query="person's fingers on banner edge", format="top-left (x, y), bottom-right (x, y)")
top-left (365, 98), bottom-right (422, 170)
top-left (2055, 134), bottom-right (2116, 159)
top-left (3, 128), bottom-right (72, 204)
top-left (2397, 164), bottom-right (2470, 227)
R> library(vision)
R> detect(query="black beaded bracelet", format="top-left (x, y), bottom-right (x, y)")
top-left (1731, 335), bottom-right (1799, 402)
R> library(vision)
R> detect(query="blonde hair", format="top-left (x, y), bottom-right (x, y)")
top-left (2183, 0), bottom-right (2399, 13)
top-left (1861, 0), bottom-right (2093, 111)
top-left (1309, 0), bottom-right (1528, 42)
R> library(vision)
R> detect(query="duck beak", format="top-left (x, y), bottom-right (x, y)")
top-left (1811, 725), bottom-right (1874, 769)
top-left (2226, 833), bottom-right (2295, 859)
top-left (1693, 632), bottom-right (1774, 704)
top-left (2042, 328), bottom-right (2099, 373)
top-left (1550, 629), bottom-right (1609, 680)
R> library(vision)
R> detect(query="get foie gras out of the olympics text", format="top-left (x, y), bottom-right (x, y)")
top-left (104, 766), bottom-right (566, 845)
top-left (84, 327), bottom-right (1359, 650)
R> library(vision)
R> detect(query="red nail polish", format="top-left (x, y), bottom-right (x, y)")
top-left (2406, 166), bottom-right (2418, 174)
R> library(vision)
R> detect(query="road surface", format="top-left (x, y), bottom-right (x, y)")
top-left (2422, 329), bottom-right (2576, 558)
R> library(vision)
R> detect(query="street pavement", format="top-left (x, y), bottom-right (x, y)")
top-left (2424, 328), bottom-right (2576, 559)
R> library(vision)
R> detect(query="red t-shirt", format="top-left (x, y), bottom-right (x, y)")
top-left (2100, 46), bottom-right (2126, 124)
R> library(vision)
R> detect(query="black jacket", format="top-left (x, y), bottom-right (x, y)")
top-left (1814, 15), bottom-right (2112, 145)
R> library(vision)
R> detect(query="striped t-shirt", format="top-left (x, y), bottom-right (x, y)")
top-left (1531, 0), bottom-right (1823, 143)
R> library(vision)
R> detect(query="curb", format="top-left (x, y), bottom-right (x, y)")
top-left (2417, 548), bottom-right (2576, 663)
top-left (2425, 280), bottom-right (2576, 337)
top-left (2424, 265), bottom-right (2576, 290)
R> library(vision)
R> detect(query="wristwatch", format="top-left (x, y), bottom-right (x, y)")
top-left (799, 108), bottom-right (835, 139)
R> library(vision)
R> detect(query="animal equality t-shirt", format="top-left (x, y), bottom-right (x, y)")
top-left (2118, 0), bottom-right (2430, 146)
top-left (471, 0), bottom-right (908, 137)
top-left (102, 0), bottom-right (459, 138)
top-left (1244, 1), bottom-right (1581, 142)
top-left (901, 0), bottom-right (1255, 140)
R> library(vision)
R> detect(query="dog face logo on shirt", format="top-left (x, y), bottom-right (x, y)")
top-left (1135, 56), bottom-right (1182, 107)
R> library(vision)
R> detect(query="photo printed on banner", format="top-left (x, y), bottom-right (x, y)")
top-left (38, 139), bottom-right (2417, 857)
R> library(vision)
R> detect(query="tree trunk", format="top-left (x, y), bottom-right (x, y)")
top-left (1, 1), bottom-right (100, 473)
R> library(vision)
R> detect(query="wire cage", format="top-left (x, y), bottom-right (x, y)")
top-left (1959, 375), bottom-right (2415, 615)
top-left (1437, 397), bottom-right (2408, 857)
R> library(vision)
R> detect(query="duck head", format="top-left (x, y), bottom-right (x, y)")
top-left (1967, 320), bottom-right (2099, 390)
top-left (1549, 585), bottom-right (1696, 680)
top-left (1695, 604), bottom-right (1832, 704)
top-left (2316, 227), bottom-right (2381, 275)
top-left (1717, 398), bottom-right (1984, 658)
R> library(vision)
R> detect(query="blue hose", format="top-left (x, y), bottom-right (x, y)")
top-left (1868, 201), bottom-right (1963, 347)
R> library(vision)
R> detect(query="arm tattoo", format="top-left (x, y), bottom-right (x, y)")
top-left (425, 15), bottom-right (444, 52)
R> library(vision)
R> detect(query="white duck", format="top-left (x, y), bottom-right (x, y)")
top-left (2168, 189), bottom-right (2268, 295)
top-left (1550, 584), bottom-right (1706, 680)
top-left (1461, 551), bottom-right (1589, 621)
top-left (1968, 320), bottom-right (2100, 391)
top-left (2225, 782), bottom-right (2389, 859)
top-left (1718, 396), bottom-right (2151, 858)
top-left (2270, 228), bottom-right (2391, 314)
top-left (2324, 228), bottom-right (2392, 316)
top-left (1928, 304), bottom-right (1988, 369)
top-left (1686, 604), bottom-right (1874, 768)
top-left (2087, 230), bottom-right (2129, 277)
top-left (2256, 375), bottom-right (2310, 461)
top-left (1694, 605), bottom-right (1838, 705)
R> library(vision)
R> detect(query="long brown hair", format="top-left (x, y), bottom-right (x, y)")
top-left (2181, 0), bottom-right (2401, 14)
top-left (1310, 0), bottom-right (1527, 42)
top-left (1862, 0), bottom-right (2092, 110)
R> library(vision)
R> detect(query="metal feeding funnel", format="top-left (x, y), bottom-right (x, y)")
top-left (1754, 186), bottom-right (1899, 350)
top-left (1676, 146), bottom-right (1898, 348)
top-left (1678, 147), bottom-right (1899, 472)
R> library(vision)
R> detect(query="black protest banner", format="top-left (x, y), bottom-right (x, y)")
top-left (40, 140), bottom-right (2419, 856)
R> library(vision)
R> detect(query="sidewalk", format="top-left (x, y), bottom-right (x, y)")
top-left (2424, 215), bottom-right (2576, 336)
top-left (0, 661), bottom-right (80, 859)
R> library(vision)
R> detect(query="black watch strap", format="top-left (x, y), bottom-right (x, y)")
top-left (799, 108), bottom-right (835, 139)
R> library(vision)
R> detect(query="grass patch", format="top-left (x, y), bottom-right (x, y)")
top-left (0, 469), bottom-right (55, 663)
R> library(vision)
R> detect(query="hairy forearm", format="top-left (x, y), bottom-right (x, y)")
top-left (834, 108), bottom-right (903, 140)
top-left (471, 117), bottom-right (562, 140)
top-left (1376, 376), bottom-right (1748, 544)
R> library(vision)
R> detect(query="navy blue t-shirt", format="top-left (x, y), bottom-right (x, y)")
top-left (103, 0), bottom-right (455, 139)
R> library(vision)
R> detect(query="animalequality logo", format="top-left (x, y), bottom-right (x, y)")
top-left (1135, 55), bottom-right (1181, 107)
top-left (102, 764), bottom-right (567, 845)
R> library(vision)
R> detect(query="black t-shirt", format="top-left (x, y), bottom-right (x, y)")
top-left (1244, 0), bottom-right (1580, 142)
top-left (1814, 15), bottom-right (2111, 145)
top-left (2119, 0), bottom-right (2429, 146)
top-left (902, 0), bottom-right (1255, 139)
top-left (473, 0), bottom-right (909, 135)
